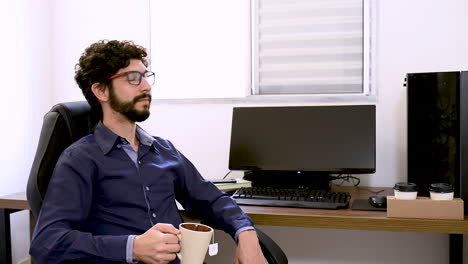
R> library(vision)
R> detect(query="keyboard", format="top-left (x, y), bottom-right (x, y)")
top-left (232, 187), bottom-right (351, 209)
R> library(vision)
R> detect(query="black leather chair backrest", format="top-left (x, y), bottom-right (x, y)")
top-left (27, 101), bottom-right (93, 218)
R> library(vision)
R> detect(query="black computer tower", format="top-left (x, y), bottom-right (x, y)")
top-left (406, 71), bottom-right (468, 213)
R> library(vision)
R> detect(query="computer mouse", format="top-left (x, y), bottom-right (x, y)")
top-left (369, 195), bottom-right (387, 208)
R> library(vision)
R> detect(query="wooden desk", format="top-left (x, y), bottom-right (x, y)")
top-left (0, 192), bottom-right (36, 263)
top-left (183, 186), bottom-right (467, 264)
top-left (1, 189), bottom-right (467, 263)
top-left (0, 192), bottom-right (34, 264)
top-left (236, 187), bottom-right (468, 234)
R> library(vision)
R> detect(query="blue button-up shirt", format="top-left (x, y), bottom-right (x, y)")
top-left (29, 122), bottom-right (253, 264)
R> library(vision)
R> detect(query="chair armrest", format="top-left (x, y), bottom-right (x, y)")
top-left (256, 228), bottom-right (288, 264)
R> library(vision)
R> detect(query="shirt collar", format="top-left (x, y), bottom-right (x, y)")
top-left (136, 125), bottom-right (160, 154)
top-left (94, 122), bottom-right (159, 155)
top-left (136, 125), bottom-right (156, 147)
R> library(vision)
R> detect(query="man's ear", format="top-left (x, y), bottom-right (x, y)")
top-left (90, 83), bottom-right (109, 102)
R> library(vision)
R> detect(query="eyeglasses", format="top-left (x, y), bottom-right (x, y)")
top-left (108, 71), bottom-right (155, 86)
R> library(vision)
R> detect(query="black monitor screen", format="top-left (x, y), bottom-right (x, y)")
top-left (228, 105), bottom-right (376, 174)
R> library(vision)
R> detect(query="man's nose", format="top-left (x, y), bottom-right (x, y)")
top-left (140, 79), bottom-right (152, 92)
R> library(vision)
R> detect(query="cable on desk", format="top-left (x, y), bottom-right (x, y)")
top-left (356, 186), bottom-right (386, 195)
top-left (330, 174), bottom-right (361, 187)
top-left (222, 170), bottom-right (232, 179)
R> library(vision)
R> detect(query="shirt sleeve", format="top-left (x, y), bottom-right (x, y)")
top-left (29, 147), bottom-right (129, 264)
top-left (127, 235), bottom-right (139, 263)
top-left (235, 226), bottom-right (255, 242)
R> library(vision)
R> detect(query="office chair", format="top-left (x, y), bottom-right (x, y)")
top-left (27, 101), bottom-right (288, 264)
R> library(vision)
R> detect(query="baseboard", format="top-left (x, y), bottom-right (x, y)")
top-left (17, 257), bottom-right (30, 264)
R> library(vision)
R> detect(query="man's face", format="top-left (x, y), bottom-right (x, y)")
top-left (108, 59), bottom-right (152, 122)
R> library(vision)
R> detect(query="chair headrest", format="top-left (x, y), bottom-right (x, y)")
top-left (50, 101), bottom-right (93, 142)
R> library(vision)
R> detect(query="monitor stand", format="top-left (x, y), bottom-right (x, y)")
top-left (243, 171), bottom-right (332, 190)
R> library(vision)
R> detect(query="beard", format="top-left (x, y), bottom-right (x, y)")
top-left (108, 88), bottom-right (152, 122)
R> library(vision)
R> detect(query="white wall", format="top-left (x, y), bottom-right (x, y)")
top-left (49, 0), bottom-right (150, 104)
top-left (1, 0), bottom-right (467, 263)
top-left (0, 0), bottom-right (52, 263)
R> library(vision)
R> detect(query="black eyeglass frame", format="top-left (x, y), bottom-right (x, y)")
top-left (108, 71), bottom-right (155, 86)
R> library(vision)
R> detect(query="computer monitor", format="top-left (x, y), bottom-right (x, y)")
top-left (228, 105), bottom-right (376, 187)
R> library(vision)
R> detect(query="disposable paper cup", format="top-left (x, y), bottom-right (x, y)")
top-left (394, 190), bottom-right (418, 200)
top-left (429, 183), bottom-right (454, 200)
top-left (429, 192), bottom-right (454, 200)
top-left (393, 182), bottom-right (418, 200)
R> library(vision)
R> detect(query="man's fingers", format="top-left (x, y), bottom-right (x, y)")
top-left (153, 252), bottom-right (177, 263)
top-left (153, 223), bottom-right (180, 234)
top-left (162, 233), bottom-right (180, 244)
top-left (163, 243), bottom-right (180, 253)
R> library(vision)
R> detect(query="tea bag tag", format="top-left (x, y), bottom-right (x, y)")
top-left (208, 243), bottom-right (218, 256)
top-left (208, 232), bottom-right (218, 256)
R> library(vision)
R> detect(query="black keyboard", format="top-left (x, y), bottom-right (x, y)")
top-left (232, 187), bottom-right (351, 209)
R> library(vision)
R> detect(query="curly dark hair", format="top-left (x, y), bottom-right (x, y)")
top-left (74, 40), bottom-right (149, 119)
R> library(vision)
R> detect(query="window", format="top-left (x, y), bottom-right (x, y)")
top-left (252, 0), bottom-right (374, 97)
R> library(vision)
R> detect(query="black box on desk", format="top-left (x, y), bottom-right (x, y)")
top-left (406, 71), bottom-right (468, 214)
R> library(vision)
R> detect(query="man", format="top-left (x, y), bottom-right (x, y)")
top-left (29, 40), bottom-right (266, 264)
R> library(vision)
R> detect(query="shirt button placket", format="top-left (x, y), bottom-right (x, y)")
top-left (144, 185), bottom-right (156, 220)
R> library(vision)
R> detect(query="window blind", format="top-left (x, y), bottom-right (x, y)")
top-left (252, 0), bottom-right (364, 95)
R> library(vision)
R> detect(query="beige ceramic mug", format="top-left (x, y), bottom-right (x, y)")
top-left (176, 223), bottom-right (214, 264)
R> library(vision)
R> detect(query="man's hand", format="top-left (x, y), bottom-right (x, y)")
top-left (234, 230), bottom-right (267, 264)
top-left (133, 223), bottom-right (180, 264)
